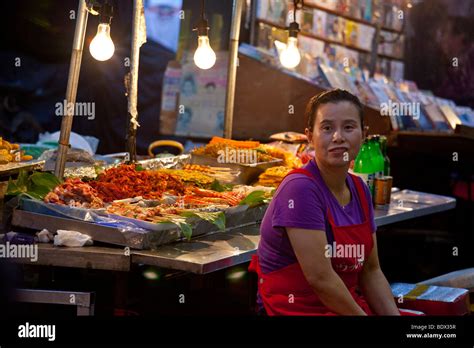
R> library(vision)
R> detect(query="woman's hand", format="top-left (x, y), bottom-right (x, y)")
top-left (359, 234), bottom-right (401, 315)
top-left (287, 227), bottom-right (367, 315)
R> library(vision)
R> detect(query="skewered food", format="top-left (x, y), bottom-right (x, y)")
top-left (193, 142), bottom-right (277, 163)
top-left (255, 166), bottom-right (292, 187)
top-left (160, 168), bottom-right (215, 187)
top-left (257, 144), bottom-right (302, 168)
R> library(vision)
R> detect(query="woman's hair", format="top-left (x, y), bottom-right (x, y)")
top-left (305, 89), bottom-right (364, 131)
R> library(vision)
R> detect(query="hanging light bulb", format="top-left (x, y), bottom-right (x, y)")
top-left (89, 1), bottom-right (115, 61)
top-left (90, 23), bottom-right (115, 61)
top-left (193, 0), bottom-right (216, 70)
top-left (279, 36), bottom-right (301, 69)
top-left (194, 35), bottom-right (216, 70)
top-left (279, 2), bottom-right (301, 69)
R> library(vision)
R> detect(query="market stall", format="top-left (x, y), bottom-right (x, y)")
top-left (0, 1), bottom-right (472, 337)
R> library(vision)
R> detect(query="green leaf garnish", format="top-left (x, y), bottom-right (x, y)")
top-left (180, 211), bottom-right (226, 231)
top-left (238, 190), bottom-right (269, 208)
top-left (210, 179), bottom-right (233, 192)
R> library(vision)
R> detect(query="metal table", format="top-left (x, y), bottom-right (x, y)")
top-left (12, 189), bottom-right (456, 274)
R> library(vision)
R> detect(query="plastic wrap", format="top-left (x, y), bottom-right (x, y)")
top-left (19, 197), bottom-right (268, 250)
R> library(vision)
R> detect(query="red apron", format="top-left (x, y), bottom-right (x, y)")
top-left (249, 167), bottom-right (374, 316)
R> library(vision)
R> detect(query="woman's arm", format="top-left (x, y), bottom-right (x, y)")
top-left (287, 227), bottom-right (367, 315)
top-left (359, 234), bottom-right (400, 315)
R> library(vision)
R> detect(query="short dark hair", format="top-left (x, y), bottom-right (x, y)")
top-left (305, 89), bottom-right (364, 131)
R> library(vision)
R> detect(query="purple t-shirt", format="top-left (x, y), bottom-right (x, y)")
top-left (258, 159), bottom-right (376, 275)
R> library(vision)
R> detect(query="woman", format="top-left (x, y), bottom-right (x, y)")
top-left (249, 89), bottom-right (400, 316)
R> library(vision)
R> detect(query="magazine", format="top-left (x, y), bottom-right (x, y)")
top-left (176, 52), bottom-right (228, 137)
top-left (390, 61), bottom-right (405, 82)
top-left (311, 0), bottom-right (337, 11)
top-left (313, 9), bottom-right (327, 37)
top-left (345, 20), bottom-right (359, 46)
top-left (359, 0), bottom-right (372, 21)
top-left (357, 24), bottom-right (375, 51)
top-left (326, 14), bottom-right (345, 42)
top-left (301, 8), bottom-right (315, 34)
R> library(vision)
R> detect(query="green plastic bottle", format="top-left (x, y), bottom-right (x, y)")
top-left (369, 135), bottom-right (385, 178)
top-left (353, 139), bottom-right (376, 194)
top-left (379, 135), bottom-right (391, 176)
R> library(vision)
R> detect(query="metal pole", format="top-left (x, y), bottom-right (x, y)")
top-left (223, 0), bottom-right (244, 139)
top-left (54, 0), bottom-right (89, 178)
top-left (126, 0), bottom-right (145, 162)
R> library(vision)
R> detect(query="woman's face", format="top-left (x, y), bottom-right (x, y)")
top-left (305, 101), bottom-right (363, 168)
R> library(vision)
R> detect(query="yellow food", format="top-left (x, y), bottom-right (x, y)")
top-left (0, 137), bottom-right (31, 164)
top-left (258, 144), bottom-right (302, 168)
top-left (255, 166), bottom-right (292, 187)
top-left (160, 169), bottom-right (215, 186)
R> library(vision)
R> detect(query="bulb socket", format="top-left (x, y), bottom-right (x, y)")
top-left (99, 2), bottom-right (114, 25)
top-left (288, 21), bottom-right (299, 38)
top-left (194, 18), bottom-right (210, 37)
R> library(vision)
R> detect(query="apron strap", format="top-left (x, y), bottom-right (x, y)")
top-left (286, 168), bottom-right (314, 178)
top-left (349, 174), bottom-right (370, 221)
top-left (286, 166), bottom-right (370, 228)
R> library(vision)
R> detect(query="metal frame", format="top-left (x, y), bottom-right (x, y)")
top-left (15, 289), bottom-right (95, 316)
top-left (224, 0), bottom-right (245, 139)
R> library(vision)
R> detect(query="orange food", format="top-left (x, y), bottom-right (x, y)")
top-left (44, 178), bottom-right (104, 208)
top-left (89, 164), bottom-right (186, 202)
top-left (209, 136), bottom-right (260, 149)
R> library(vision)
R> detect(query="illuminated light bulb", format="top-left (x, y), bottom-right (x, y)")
top-left (194, 35), bottom-right (216, 70)
top-left (279, 36), bottom-right (301, 69)
top-left (90, 23), bottom-right (115, 61)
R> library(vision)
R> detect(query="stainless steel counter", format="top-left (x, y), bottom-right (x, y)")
top-left (12, 189), bottom-right (456, 274)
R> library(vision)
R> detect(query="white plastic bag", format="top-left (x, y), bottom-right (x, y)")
top-left (53, 230), bottom-right (93, 247)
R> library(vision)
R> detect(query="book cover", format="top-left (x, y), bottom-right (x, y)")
top-left (390, 61), bottom-right (405, 82)
top-left (176, 52), bottom-right (228, 137)
top-left (355, 80), bottom-right (379, 108)
top-left (334, 46), bottom-right (359, 69)
top-left (336, 0), bottom-right (350, 15)
top-left (455, 107), bottom-right (474, 127)
top-left (403, 92), bottom-right (435, 130)
top-left (301, 8), bottom-right (315, 34)
top-left (322, 42), bottom-right (337, 65)
top-left (256, 0), bottom-right (268, 20)
top-left (393, 88), bottom-right (420, 130)
top-left (256, 22), bottom-right (273, 51)
top-left (318, 63), bottom-right (349, 91)
top-left (360, 0), bottom-right (372, 21)
top-left (267, 0), bottom-right (288, 26)
top-left (357, 24), bottom-right (375, 51)
top-left (312, 0), bottom-right (337, 11)
top-left (424, 104), bottom-right (452, 131)
top-left (313, 9), bottom-right (327, 37)
top-left (298, 35), bottom-right (325, 58)
top-left (348, 0), bottom-right (361, 19)
top-left (326, 14), bottom-right (345, 42)
top-left (345, 20), bottom-right (359, 46)
top-left (439, 105), bottom-right (462, 130)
